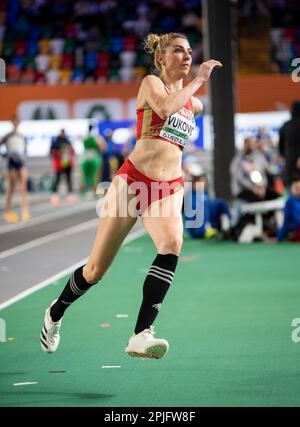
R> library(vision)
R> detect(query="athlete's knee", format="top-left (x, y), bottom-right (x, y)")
top-left (83, 263), bottom-right (104, 284)
top-left (158, 234), bottom-right (183, 256)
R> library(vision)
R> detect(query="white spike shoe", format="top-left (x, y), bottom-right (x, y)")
top-left (40, 300), bottom-right (62, 353)
top-left (125, 326), bottom-right (169, 359)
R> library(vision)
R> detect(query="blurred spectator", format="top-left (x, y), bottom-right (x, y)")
top-left (276, 176), bottom-right (300, 242)
top-left (279, 101), bottom-right (300, 187)
top-left (50, 129), bottom-right (76, 206)
top-left (101, 128), bottom-right (125, 181)
top-left (0, 115), bottom-right (31, 222)
top-left (257, 127), bottom-right (285, 194)
top-left (230, 136), bottom-right (283, 240)
top-left (230, 136), bottom-right (281, 202)
top-left (257, 127), bottom-right (276, 162)
top-left (184, 164), bottom-right (231, 239)
top-left (80, 124), bottom-right (103, 197)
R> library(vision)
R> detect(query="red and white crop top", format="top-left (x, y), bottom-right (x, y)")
top-left (136, 92), bottom-right (196, 150)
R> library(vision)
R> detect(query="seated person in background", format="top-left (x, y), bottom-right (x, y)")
top-left (276, 176), bottom-right (300, 242)
top-left (184, 164), bottom-right (231, 239)
top-left (257, 127), bottom-right (285, 195)
top-left (230, 136), bottom-right (281, 203)
top-left (257, 127), bottom-right (277, 164)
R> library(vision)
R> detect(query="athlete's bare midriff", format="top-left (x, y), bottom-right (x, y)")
top-left (129, 138), bottom-right (182, 181)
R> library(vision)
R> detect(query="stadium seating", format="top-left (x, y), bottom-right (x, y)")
top-left (0, 0), bottom-right (202, 84)
top-left (1, 0), bottom-right (299, 84)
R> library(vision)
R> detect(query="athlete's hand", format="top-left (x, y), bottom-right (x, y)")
top-left (198, 59), bottom-right (223, 82)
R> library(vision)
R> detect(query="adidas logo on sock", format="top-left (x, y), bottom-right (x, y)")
top-left (61, 300), bottom-right (72, 306)
top-left (152, 303), bottom-right (161, 312)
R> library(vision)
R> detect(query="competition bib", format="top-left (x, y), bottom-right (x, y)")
top-left (159, 107), bottom-right (195, 149)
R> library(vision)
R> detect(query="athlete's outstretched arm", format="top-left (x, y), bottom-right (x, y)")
top-left (141, 59), bottom-right (222, 119)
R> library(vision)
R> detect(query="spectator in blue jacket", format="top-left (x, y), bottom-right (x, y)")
top-left (276, 177), bottom-right (300, 242)
top-left (184, 164), bottom-right (231, 239)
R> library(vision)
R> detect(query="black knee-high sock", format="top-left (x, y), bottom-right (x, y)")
top-left (50, 266), bottom-right (95, 322)
top-left (134, 253), bottom-right (178, 334)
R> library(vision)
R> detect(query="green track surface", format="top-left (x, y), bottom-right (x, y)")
top-left (1, 236), bottom-right (300, 407)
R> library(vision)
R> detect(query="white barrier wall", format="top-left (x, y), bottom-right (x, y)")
top-left (0, 119), bottom-right (90, 157)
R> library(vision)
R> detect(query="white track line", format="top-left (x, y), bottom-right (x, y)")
top-left (0, 199), bottom-right (98, 234)
top-left (0, 218), bottom-right (100, 260)
top-left (101, 366), bottom-right (121, 369)
top-left (13, 382), bottom-right (38, 386)
top-left (0, 227), bottom-right (146, 310)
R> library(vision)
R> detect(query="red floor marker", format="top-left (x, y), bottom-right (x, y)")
top-left (100, 323), bottom-right (110, 328)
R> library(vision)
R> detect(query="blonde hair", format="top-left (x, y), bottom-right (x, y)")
top-left (144, 32), bottom-right (188, 73)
